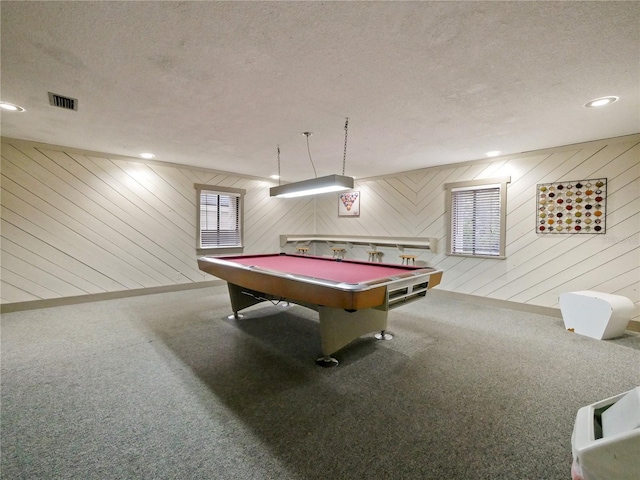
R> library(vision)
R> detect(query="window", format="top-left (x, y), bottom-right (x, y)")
top-left (195, 184), bottom-right (245, 254)
top-left (445, 177), bottom-right (510, 258)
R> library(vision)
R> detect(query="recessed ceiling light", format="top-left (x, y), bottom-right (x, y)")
top-left (139, 153), bottom-right (155, 159)
top-left (584, 96), bottom-right (619, 108)
top-left (0, 101), bottom-right (25, 112)
top-left (485, 150), bottom-right (501, 157)
top-left (270, 174), bottom-right (280, 180)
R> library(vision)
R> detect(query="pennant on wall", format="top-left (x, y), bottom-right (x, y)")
top-left (339, 191), bottom-right (360, 217)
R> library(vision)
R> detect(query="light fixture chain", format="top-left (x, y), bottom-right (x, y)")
top-left (342, 117), bottom-right (349, 176)
top-left (277, 145), bottom-right (281, 185)
top-left (304, 132), bottom-right (318, 178)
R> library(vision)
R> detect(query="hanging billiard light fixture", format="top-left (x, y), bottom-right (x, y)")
top-left (270, 118), bottom-right (354, 198)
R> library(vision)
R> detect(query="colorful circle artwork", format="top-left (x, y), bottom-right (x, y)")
top-left (536, 178), bottom-right (606, 234)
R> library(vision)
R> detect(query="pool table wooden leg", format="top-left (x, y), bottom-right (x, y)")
top-left (317, 306), bottom-right (388, 360)
top-left (226, 283), bottom-right (392, 366)
top-left (226, 283), bottom-right (264, 319)
top-left (226, 283), bottom-right (291, 319)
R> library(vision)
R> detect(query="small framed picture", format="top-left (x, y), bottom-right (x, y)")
top-left (339, 191), bottom-right (360, 217)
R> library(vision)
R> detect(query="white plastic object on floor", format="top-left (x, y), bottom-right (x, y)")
top-left (571, 387), bottom-right (640, 480)
top-left (559, 290), bottom-right (634, 340)
top-left (601, 387), bottom-right (640, 438)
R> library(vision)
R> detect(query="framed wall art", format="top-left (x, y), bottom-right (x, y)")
top-left (536, 178), bottom-right (606, 234)
top-left (339, 191), bottom-right (360, 217)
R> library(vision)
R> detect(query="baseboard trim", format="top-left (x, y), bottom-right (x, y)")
top-left (627, 321), bottom-right (640, 333)
top-left (430, 289), bottom-right (563, 317)
top-left (0, 280), bottom-right (226, 314)
top-left (4, 283), bottom-right (639, 333)
top-left (429, 289), bottom-right (640, 333)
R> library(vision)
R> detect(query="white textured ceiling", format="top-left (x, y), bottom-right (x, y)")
top-left (1, 1), bottom-right (639, 181)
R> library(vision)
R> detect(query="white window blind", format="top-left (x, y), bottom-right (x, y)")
top-left (450, 185), bottom-right (501, 256)
top-left (199, 191), bottom-right (241, 248)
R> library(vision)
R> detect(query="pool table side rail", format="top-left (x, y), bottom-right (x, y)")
top-left (198, 255), bottom-right (439, 290)
top-left (197, 256), bottom-right (442, 311)
top-left (211, 252), bottom-right (433, 276)
top-left (198, 256), bottom-right (385, 309)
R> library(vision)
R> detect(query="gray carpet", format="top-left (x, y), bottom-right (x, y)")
top-left (2, 286), bottom-right (639, 479)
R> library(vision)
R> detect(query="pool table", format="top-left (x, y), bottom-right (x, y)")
top-left (197, 253), bottom-right (443, 366)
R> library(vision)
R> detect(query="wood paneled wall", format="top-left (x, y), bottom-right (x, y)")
top-left (313, 135), bottom-right (640, 322)
top-left (2, 136), bottom-right (639, 325)
top-left (0, 140), bottom-right (314, 305)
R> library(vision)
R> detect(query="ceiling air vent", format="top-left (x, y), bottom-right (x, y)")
top-left (48, 92), bottom-right (78, 111)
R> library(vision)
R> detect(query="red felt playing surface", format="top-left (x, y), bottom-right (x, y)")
top-left (229, 254), bottom-right (419, 284)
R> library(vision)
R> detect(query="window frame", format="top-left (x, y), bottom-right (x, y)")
top-left (195, 183), bottom-right (245, 256)
top-left (444, 176), bottom-right (510, 259)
